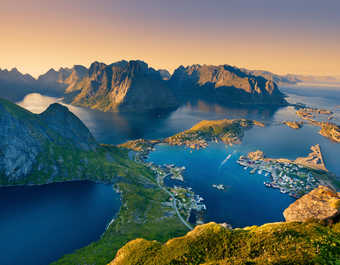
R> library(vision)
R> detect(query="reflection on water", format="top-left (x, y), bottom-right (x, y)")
top-left (17, 88), bottom-right (340, 176)
top-left (17, 94), bottom-right (282, 144)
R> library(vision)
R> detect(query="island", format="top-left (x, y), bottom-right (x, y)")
top-left (237, 145), bottom-right (339, 198)
top-left (283, 121), bottom-right (303, 129)
top-left (164, 119), bottom-right (265, 149)
top-left (295, 106), bottom-right (340, 143)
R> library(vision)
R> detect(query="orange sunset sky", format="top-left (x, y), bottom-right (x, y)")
top-left (1, 0), bottom-right (340, 77)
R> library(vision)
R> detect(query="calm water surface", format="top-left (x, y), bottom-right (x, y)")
top-left (0, 181), bottom-right (120, 265)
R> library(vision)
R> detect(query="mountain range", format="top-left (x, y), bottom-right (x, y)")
top-left (6, 60), bottom-right (337, 112)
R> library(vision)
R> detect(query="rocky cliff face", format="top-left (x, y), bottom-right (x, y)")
top-left (169, 64), bottom-right (287, 105)
top-left (284, 185), bottom-right (340, 223)
top-left (0, 98), bottom-right (97, 183)
top-left (68, 60), bottom-right (178, 112)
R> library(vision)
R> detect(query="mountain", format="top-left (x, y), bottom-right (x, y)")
top-left (0, 68), bottom-right (37, 101)
top-left (0, 98), bottom-right (99, 184)
top-left (158, 69), bottom-right (171, 80)
top-left (169, 64), bottom-right (287, 105)
top-left (37, 67), bottom-right (72, 84)
top-left (242, 69), bottom-right (300, 86)
top-left (0, 61), bottom-right (289, 111)
top-left (0, 98), bottom-right (150, 186)
top-left (66, 60), bottom-right (178, 112)
top-left (63, 65), bottom-right (88, 93)
top-left (243, 69), bottom-right (340, 86)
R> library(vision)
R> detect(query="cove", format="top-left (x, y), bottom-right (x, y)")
top-left (147, 143), bottom-right (295, 228)
top-left (0, 181), bottom-right (121, 265)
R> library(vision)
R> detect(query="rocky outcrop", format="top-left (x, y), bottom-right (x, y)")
top-left (319, 122), bottom-right (340, 143)
top-left (283, 185), bottom-right (340, 222)
top-left (0, 98), bottom-right (97, 182)
top-left (68, 60), bottom-right (178, 112)
top-left (169, 64), bottom-right (287, 105)
top-left (63, 65), bottom-right (88, 93)
top-left (294, 144), bottom-right (327, 171)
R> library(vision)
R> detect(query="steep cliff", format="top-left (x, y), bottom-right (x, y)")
top-left (0, 98), bottom-right (98, 183)
top-left (169, 64), bottom-right (287, 105)
top-left (67, 60), bottom-right (178, 112)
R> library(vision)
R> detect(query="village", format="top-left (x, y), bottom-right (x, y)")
top-left (237, 155), bottom-right (321, 198)
top-left (144, 160), bottom-right (207, 224)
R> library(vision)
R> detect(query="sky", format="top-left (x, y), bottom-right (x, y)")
top-left (1, 0), bottom-right (340, 77)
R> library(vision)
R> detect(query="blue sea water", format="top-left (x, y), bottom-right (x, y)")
top-left (0, 181), bottom-right (120, 265)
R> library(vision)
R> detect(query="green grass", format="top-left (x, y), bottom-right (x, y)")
top-left (111, 221), bottom-right (340, 265)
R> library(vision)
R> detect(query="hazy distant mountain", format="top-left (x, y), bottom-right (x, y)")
top-left (158, 69), bottom-right (171, 80)
top-left (241, 69), bottom-right (300, 86)
top-left (0, 68), bottom-right (37, 101)
top-left (242, 69), bottom-right (340, 86)
top-left (66, 60), bottom-right (178, 112)
top-left (169, 64), bottom-right (287, 105)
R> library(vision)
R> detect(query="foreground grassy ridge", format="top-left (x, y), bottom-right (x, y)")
top-left (111, 222), bottom-right (340, 265)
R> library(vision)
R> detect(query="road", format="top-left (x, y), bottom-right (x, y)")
top-left (157, 174), bottom-right (193, 230)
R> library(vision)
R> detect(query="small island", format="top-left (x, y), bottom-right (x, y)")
top-left (283, 121), bottom-right (303, 129)
top-left (165, 119), bottom-right (265, 149)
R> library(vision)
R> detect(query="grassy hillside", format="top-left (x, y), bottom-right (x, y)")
top-left (110, 221), bottom-right (340, 265)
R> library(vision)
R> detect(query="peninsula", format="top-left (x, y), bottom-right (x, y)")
top-left (295, 106), bottom-right (340, 143)
top-left (237, 145), bottom-right (339, 198)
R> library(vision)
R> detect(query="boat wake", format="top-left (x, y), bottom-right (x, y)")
top-left (219, 154), bottom-right (232, 169)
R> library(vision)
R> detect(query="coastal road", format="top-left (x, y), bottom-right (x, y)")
top-left (157, 174), bottom-right (193, 230)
